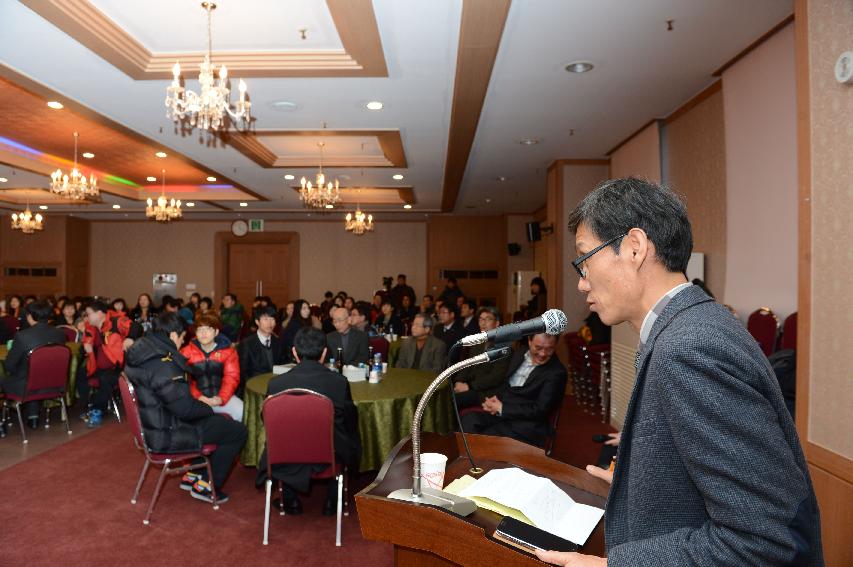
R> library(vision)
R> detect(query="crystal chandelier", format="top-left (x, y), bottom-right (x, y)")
top-left (146, 170), bottom-right (182, 222)
top-left (165, 2), bottom-right (251, 131)
top-left (345, 208), bottom-right (374, 236)
top-left (50, 131), bottom-right (99, 202)
top-left (11, 205), bottom-right (44, 234)
top-left (300, 142), bottom-right (341, 209)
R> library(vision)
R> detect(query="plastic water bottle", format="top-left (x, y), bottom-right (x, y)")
top-left (369, 353), bottom-right (383, 382)
top-left (328, 357), bottom-right (336, 371)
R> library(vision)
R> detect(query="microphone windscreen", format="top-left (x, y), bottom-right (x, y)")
top-left (542, 309), bottom-right (568, 335)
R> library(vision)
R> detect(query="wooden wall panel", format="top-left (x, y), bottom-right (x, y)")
top-left (0, 215), bottom-right (67, 298)
top-left (65, 216), bottom-right (90, 296)
top-left (808, 465), bottom-right (853, 567)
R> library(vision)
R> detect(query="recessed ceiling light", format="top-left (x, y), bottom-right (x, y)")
top-left (325, 204), bottom-right (334, 209)
top-left (47, 101), bottom-right (64, 109)
top-left (39, 205), bottom-right (48, 210)
top-left (497, 176), bottom-right (507, 182)
top-left (155, 151), bottom-right (167, 158)
top-left (366, 101), bottom-right (384, 110)
top-left (82, 152), bottom-right (95, 159)
top-left (403, 204), bottom-right (412, 209)
top-left (485, 198), bottom-right (492, 203)
top-left (112, 204), bottom-right (121, 209)
top-left (518, 138), bottom-right (540, 145)
top-left (186, 202), bottom-right (195, 207)
top-left (392, 174), bottom-right (404, 180)
top-left (0, 177), bottom-right (7, 183)
top-left (206, 176), bottom-right (217, 182)
top-left (269, 100), bottom-right (300, 112)
top-left (239, 202), bottom-right (248, 207)
top-left (146, 176), bottom-right (157, 182)
top-left (565, 61), bottom-right (594, 73)
top-left (284, 174), bottom-right (295, 180)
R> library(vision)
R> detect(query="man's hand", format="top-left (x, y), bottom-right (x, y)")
top-left (199, 396), bottom-right (216, 407)
top-left (212, 396), bottom-right (223, 407)
top-left (585, 464), bottom-right (613, 484)
top-left (122, 338), bottom-right (134, 351)
top-left (453, 382), bottom-right (470, 393)
top-left (535, 549), bottom-right (606, 566)
top-left (604, 432), bottom-right (620, 446)
top-left (83, 343), bottom-right (93, 354)
top-left (482, 395), bottom-right (502, 415)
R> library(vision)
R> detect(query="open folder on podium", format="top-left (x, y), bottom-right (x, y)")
top-left (445, 468), bottom-right (604, 545)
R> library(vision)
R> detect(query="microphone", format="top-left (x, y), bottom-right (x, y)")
top-left (459, 309), bottom-right (568, 347)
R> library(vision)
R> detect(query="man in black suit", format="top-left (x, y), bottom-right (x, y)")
top-left (433, 303), bottom-right (464, 348)
top-left (459, 299), bottom-right (479, 336)
top-left (460, 333), bottom-right (567, 446)
top-left (325, 306), bottom-right (369, 366)
top-left (238, 306), bottom-right (286, 391)
top-left (2, 301), bottom-right (66, 429)
top-left (263, 327), bottom-right (361, 516)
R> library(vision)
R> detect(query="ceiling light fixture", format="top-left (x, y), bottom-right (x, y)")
top-left (112, 204), bottom-right (121, 209)
top-left (392, 174), bottom-right (404, 180)
top-left (187, 202), bottom-right (196, 207)
top-left (165, 2), bottom-right (251, 132)
top-left (146, 176), bottom-right (157, 182)
top-left (345, 207), bottom-right (374, 236)
top-left (50, 131), bottom-right (100, 202)
top-left (366, 101), bottom-right (384, 110)
top-left (0, 177), bottom-right (7, 182)
top-left (239, 202), bottom-right (248, 207)
top-left (300, 141), bottom-right (341, 209)
top-left (155, 151), bottom-right (168, 158)
top-left (11, 203), bottom-right (44, 234)
top-left (82, 152), bottom-right (95, 159)
top-left (284, 174), bottom-right (295, 180)
top-left (403, 204), bottom-right (412, 209)
top-left (146, 169), bottom-right (182, 222)
top-left (518, 138), bottom-right (539, 145)
top-left (39, 205), bottom-right (48, 210)
top-left (47, 101), bottom-right (64, 109)
top-left (206, 176), bottom-right (217, 182)
top-left (565, 61), bottom-right (594, 73)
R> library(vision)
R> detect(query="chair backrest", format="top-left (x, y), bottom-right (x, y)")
top-left (58, 325), bottom-right (79, 342)
top-left (262, 388), bottom-right (335, 470)
top-left (1, 316), bottom-right (20, 337)
top-left (25, 343), bottom-right (71, 400)
top-left (118, 375), bottom-right (148, 453)
top-left (368, 336), bottom-right (389, 362)
top-left (747, 307), bottom-right (779, 356)
top-left (780, 312), bottom-right (797, 351)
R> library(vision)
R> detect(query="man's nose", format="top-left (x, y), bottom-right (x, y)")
top-left (577, 277), bottom-right (590, 293)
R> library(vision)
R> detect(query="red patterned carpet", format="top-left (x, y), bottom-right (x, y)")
top-left (0, 395), bottom-right (612, 566)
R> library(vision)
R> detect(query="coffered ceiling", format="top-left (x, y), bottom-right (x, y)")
top-left (0, 0), bottom-right (793, 220)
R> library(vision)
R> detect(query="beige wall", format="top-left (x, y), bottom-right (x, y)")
top-left (610, 122), bottom-right (662, 183)
top-left (665, 86), bottom-right (728, 300)
top-left (89, 220), bottom-right (427, 305)
top-left (505, 214), bottom-right (535, 314)
top-left (722, 23), bottom-right (798, 320)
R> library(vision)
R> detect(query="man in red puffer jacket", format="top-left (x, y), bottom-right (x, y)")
top-left (180, 312), bottom-right (243, 421)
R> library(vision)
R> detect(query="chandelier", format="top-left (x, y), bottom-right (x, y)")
top-left (300, 142), bottom-right (341, 209)
top-left (345, 208), bottom-right (374, 236)
top-left (165, 2), bottom-right (251, 131)
top-left (11, 205), bottom-right (44, 234)
top-left (146, 170), bottom-right (182, 222)
top-left (50, 131), bottom-right (99, 202)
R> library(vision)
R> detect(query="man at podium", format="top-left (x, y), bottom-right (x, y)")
top-left (538, 178), bottom-right (823, 566)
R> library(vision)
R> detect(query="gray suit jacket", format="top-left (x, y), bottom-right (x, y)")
top-left (606, 285), bottom-right (822, 566)
top-left (395, 335), bottom-right (447, 374)
top-left (325, 328), bottom-right (369, 366)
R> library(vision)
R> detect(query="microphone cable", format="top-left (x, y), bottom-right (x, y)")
top-left (446, 340), bottom-right (483, 475)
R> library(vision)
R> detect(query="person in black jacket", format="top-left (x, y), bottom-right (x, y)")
top-left (2, 301), bottom-right (66, 429)
top-left (238, 306), bottom-right (287, 389)
top-left (325, 306), bottom-right (369, 366)
top-left (460, 333), bottom-right (567, 446)
top-left (124, 313), bottom-right (247, 504)
top-left (433, 303), bottom-right (464, 348)
top-left (258, 326), bottom-right (361, 516)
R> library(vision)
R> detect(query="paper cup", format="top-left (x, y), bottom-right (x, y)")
top-left (420, 452), bottom-right (448, 489)
top-left (382, 362), bottom-right (388, 374)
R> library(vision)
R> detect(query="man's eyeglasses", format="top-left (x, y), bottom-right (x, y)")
top-left (571, 233), bottom-right (627, 278)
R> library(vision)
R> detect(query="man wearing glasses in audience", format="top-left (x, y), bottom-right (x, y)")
top-left (325, 306), bottom-right (368, 366)
top-left (537, 178), bottom-right (822, 566)
top-left (452, 306), bottom-right (512, 408)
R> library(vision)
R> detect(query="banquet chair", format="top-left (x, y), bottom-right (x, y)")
top-left (368, 336), bottom-right (390, 363)
top-left (118, 375), bottom-right (220, 525)
top-left (747, 307), bottom-right (780, 356)
top-left (1, 315), bottom-right (21, 338)
top-left (57, 325), bottom-right (80, 343)
top-left (4, 343), bottom-right (72, 443)
top-left (261, 388), bottom-right (347, 547)
top-left (780, 312), bottom-right (797, 351)
top-left (87, 374), bottom-right (122, 422)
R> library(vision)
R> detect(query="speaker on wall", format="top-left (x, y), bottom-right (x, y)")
top-left (526, 222), bottom-right (541, 242)
top-left (507, 242), bottom-right (521, 256)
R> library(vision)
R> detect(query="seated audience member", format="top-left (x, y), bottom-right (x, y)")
top-left (125, 313), bottom-right (247, 504)
top-left (180, 312), bottom-right (243, 421)
top-left (350, 303), bottom-right (377, 337)
top-left (82, 300), bottom-right (128, 428)
top-left (178, 300), bottom-right (195, 325)
top-left (376, 300), bottom-right (402, 335)
top-left (197, 296), bottom-right (213, 316)
top-left (369, 293), bottom-right (383, 323)
top-left (260, 327), bottom-right (361, 516)
top-left (238, 306), bottom-right (287, 383)
top-left (433, 303), bottom-right (464, 348)
top-left (161, 297), bottom-right (180, 314)
top-left (319, 291), bottom-right (335, 320)
top-left (420, 294), bottom-right (436, 318)
top-left (53, 300), bottom-right (79, 328)
top-left (453, 306), bottom-right (512, 407)
top-left (459, 299), bottom-right (479, 336)
top-left (130, 293), bottom-right (158, 333)
top-left (219, 293), bottom-right (245, 342)
top-left (460, 333), bottom-right (567, 446)
top-left (395, 313), bottom-right (447, 374)
top-left (280, 301), bottom-right (295, 330)
top-left (398, 295), bottom-right (418, 332)
top-left (2, 301), bottom-right (66, 429)
top-left (281, 299), bottom-right (321, 359)
top-left (325, 306), bottom-right (369, 366)
top-left (110, 298), bottom-right (128, 315)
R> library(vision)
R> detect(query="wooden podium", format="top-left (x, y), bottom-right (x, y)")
top-left (356, 432), bottom-right (610, 566)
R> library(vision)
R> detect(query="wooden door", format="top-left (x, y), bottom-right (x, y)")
top-left (228, 243), bottom-right (292, 308)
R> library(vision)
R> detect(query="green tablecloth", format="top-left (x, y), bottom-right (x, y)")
top-left (240, 367), bottom-right (454, 472)
top-left (0, 342), bottom-right (81, 406)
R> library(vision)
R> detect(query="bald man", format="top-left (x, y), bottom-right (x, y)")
top-left (325, 306), bottom-right (369, 366)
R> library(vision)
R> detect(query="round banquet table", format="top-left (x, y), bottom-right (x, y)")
top-left (0, 342), bottom-right (82, 406)
top-left (240, 367), bottom-right (454, 472)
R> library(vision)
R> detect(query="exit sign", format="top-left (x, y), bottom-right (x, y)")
top-left (249, 219), bottom-right (264, 232)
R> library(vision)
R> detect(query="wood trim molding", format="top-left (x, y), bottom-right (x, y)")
top-left (440, 0), bottom-right (512, 212)
top-left (712, 14), bottom-right (795, 77)
top-left (213, 231), bottom-right (301, 302)
top-left (21, 0), bottom-right (388, 79)
top-left (227, 130), bottom-right (407, 169)
top-left (550, 159), bottom-right (610, 168)
top-left (605, 119), bottom-right (660, 157)
top-left (663, 80), bottom-right (722, 125)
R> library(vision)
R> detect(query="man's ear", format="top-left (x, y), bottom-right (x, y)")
top-left (625, 228), bottom-right (651, 271)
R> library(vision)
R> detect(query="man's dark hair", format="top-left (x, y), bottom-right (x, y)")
top-left (324, 291), bottom-right (334, 299)
top-left (162, 297), bottom-right (180, 310)
top-left (293, 327), bottom-right (326, 361)
top-left (224, 293), bottom-right (237, 302)
top-left (25, 301), bottom-right (52, 323)
top-left (462, 298), bottom-right (477, 311)
top-left (477, 305), bottom-right (501, 324)
top-left (439, 304), bottom-right (457, 317)
top-left (87, 300), bottom-right (109, 314)
top-left (397, 274), bottom-right (407, 280)
top-left (153, 312), bottom-right (186, 336)
top-left (567, 177), bottom-right (693, 273)
top-left (352, 302), bottom-right (371, 319)
top-left (447, 277), bottom-right (457, 285)
top-left (253, 305), bottom-right (277, 322)
top-left (423, 294), bottom-right (434, 302)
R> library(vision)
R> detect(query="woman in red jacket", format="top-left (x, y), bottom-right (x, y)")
top-left (180, 312), bottom-right (243, 421)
